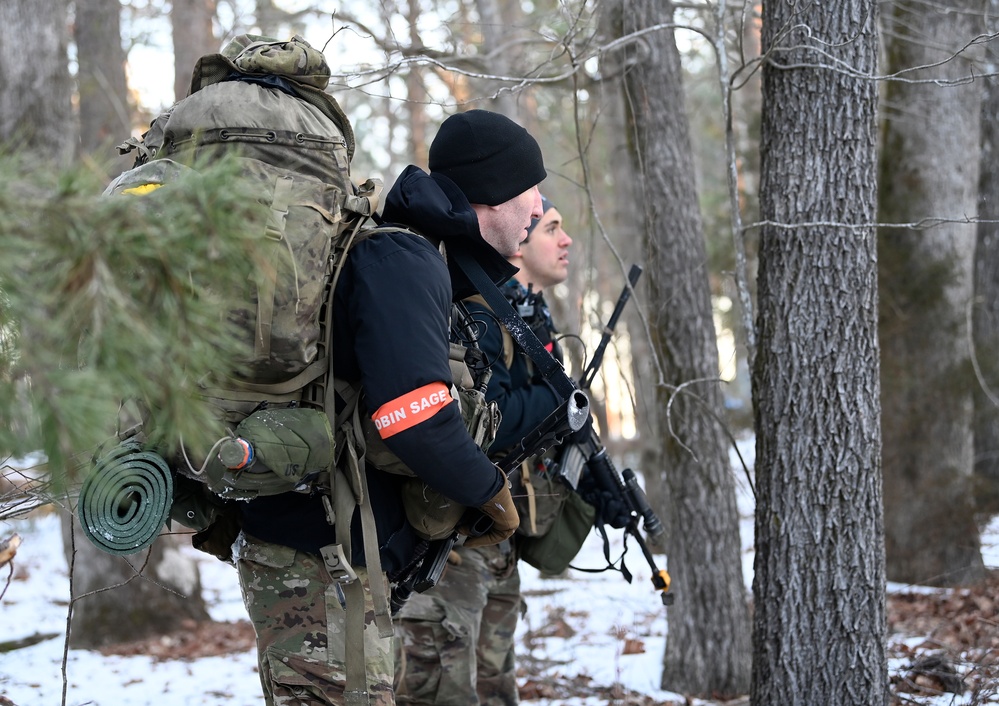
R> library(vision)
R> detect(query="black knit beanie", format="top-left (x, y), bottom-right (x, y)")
top-left (429, 110), bottom-right (547, 206)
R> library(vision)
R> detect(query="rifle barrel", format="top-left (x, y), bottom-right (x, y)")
top-left (622, 467), bottom-right (664, 541)
top-left (580, 265), bottom-right (642, 391)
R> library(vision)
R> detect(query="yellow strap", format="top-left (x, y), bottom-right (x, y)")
top-left (521, 460), bottom-right (538, 535)
top-left (121, 183), bottom-right (162, 195)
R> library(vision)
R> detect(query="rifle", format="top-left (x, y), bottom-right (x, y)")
top-left (560, 264), bottom-right (674, 606)
top-left (389, 513), bottom-right (493, 615)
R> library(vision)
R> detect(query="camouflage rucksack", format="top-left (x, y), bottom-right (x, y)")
top-left (109, 34), bottom-right (378, 403)
top-left (105, 34), bottom-right (384, 495)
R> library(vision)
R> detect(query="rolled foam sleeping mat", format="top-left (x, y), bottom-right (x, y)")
top-left (77, 441), bottom-right (173, 555)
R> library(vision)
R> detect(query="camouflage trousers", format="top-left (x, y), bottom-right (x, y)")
top-left (394, 542), bottom-right (521, 706)
top-left (235, 532), bottom-right (395, 706)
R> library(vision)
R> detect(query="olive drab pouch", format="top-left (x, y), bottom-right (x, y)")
top-left (517, 487), bottom-right (596, 574)
top-left (195, 407), bottom-right (336, 500)
top-left (511, 456), bottom-right (570, 538)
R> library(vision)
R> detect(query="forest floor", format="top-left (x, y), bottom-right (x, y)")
top-left (89, 569), bottom-right (999, 706)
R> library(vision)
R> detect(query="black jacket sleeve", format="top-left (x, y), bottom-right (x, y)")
top-left (342, 234), bottom-right (502, 507)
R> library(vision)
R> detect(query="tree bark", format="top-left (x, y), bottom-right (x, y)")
top-left (878, 0), bottom-right (984, 587)
top-left (752, 2), bottom-right (887, 705)
top-left (596, 0), bottom-right (664, 501)
top-left (405, 0), bottom-right (429, 165)
top-left (0, 0), bottom-right (74, 165)
top-left (972, 0), bottom-right (999, 516)
top-left (474, 0), bottom-right (517, 116)
top-left (63, 511), bottom-right (211, 649)
top-left (75, 0), bottom-right (132, 178)
top-left (618, 0), bottom-right (751, 696)
top-left (171, 0), bottom-right (217, 103)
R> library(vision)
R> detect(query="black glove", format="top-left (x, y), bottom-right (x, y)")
top-left (576, 471), bottom-right (632, 529)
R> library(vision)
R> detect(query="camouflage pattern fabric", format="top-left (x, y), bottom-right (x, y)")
top-left (394, 543), bottom-right (521, 706)
top-left (235, 532), bottom-right (395, 705)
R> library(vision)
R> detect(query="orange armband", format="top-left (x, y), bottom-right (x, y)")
top-left (371, 382), bottom-right (455, 439)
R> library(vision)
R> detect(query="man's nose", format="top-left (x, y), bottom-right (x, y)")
top-left (530, 187), bottom-right (543, 219)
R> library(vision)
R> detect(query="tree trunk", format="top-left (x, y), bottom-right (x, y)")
top-left (878, 0), bottom-right (984, 587)
top-left (404, 0), bottom-right (429, 165)
top-left (171, 0), bottom-right (217, 103)
top-left (0, 0), bottom-right (74, 165)
top-left (474, 0), bottom-right (517, 116)
top-left (973, 0), bottom-right (999, 517)
top-left (752, 2), bottom-right (886, 705)
top-left (75, 0), bottom-right (132, 178)
top-left (63, 510), bottom-right (211, 648)
top-left (618, 0), bottom-right (751, 696)
top-left (596, 0), bottom-right (664, 497)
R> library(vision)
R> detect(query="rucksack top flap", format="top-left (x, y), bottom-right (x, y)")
top-left (189, 34), bottom-right (355, 160)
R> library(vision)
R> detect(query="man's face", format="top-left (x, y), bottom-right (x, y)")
top-left (513, 208), bottom-right (572, 291)
top-left (473, 186), bottom-right (543, 258)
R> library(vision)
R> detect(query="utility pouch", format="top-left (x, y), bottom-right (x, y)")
top-left (512, 456), bottom-right (569, 538)
top-left (458, 386), bottom-right (501, 453)
top-left (517, 489), bottom-right (595, 574)
top-left (201, 406), bottom-right (335, 499)
top-left (400, 479), bottom-right (468, 541)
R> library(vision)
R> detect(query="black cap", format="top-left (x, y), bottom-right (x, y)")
top-left (429, 110), bottom-right (547, 206)
top-left (525, 195), bottom-right (555, 241)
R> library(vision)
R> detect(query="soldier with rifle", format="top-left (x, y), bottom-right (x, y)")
top-left (395, 197), bottom-right (597, 706)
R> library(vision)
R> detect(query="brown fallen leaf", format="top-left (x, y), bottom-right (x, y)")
top-left (0, 534), bottom-right (22, 568)
top-left (622, 638), bottom-right (646, 655)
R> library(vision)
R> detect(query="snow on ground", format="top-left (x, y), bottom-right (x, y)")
top-left (0, 508), bottom-right (685, 706)
top-left (2, 435), bottom-right (997, 706)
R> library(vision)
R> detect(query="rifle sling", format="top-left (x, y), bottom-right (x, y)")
top-left (449, 246), bottom-right (576, 400)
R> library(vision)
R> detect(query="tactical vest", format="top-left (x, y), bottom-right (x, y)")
top-left (465, 284), bottom-right (570, 538)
